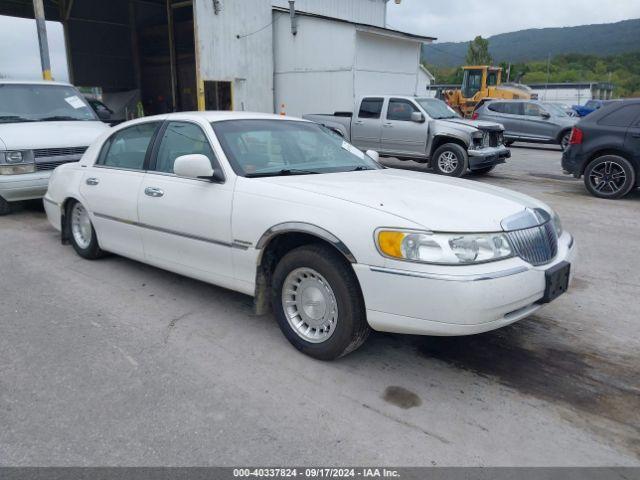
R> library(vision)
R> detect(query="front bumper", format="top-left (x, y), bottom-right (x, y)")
top-left (468, 145), bottom-right (511, 170)
top-left (354, 232), bottom-right (576, 336)
top-left (0, 171), bottom-right (51, 202)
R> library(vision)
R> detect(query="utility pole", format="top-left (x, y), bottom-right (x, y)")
top-left (544, 53), bottom-right (551, 101)
top-left (33, 0), bottom-right (52, 80)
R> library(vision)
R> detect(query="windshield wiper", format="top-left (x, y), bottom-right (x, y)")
top-left (245, 168), bottom-right (321, 178)
top-left (349, 166), bottom-right (374, 171)
top-left (39, 115), bottom-right (84, 122)
top-left (0, 115), bottom-right (34, 123)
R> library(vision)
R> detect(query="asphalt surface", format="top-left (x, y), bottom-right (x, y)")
top-left (1, 144), bottom-right (639, 466)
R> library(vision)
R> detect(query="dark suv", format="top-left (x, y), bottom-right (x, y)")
top-left (562, 99), bottom-right (640, 199)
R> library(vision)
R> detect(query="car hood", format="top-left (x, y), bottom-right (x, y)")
top-left (0, 121), bottom-right (109, 150)
top-left (438, 118), bottom-right (503, 131)
top-left (258, 168), bottom-right (548, 232)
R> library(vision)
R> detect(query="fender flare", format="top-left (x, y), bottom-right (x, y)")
top-left (255, 222), bottom-right (357, 264)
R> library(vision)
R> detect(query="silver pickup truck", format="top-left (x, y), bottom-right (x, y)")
top-left (304, 95), bottom-right (510, 177)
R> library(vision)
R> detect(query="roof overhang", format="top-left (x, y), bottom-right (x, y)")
top-left (272, 7), bottom-right (436, 43)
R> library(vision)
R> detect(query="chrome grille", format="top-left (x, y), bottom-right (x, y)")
top-left (34, 146), bottom-right (87, 158)
top-left (507, 222), bottom-right (558, 266)
top-left (35, 159), bottom-right (80, 171)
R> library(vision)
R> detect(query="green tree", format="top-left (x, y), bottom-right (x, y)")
top-left (466, 36), bottom-right (492, 65)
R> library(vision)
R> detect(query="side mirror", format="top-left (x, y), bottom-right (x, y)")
top-left (365, 150), bottom-right (380, 162)
top-left (540, 112), bottom-right (551, 119)
top-left (174, 154), bottom-right (215, 180)
top-left (411, 111), bottom-right (425, 123)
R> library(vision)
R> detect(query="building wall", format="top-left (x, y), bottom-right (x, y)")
top-left (416, 68), bottom-right (434, 96)
top-left (271, 0), bottom-right (387, 27)
top-left (274, 12), bottom-right (357, 117)
top-left (354, 31), bottom-right (420, 99)
top-left (194, 0), bottom-right (274, 112)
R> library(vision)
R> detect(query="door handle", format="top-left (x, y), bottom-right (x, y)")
top-left (354, 120), bottom-right (364, 125)
top-left (383, 123), bottom-right (393, 128)
top-left (144, 187), bottom-right (164, 198)
top-left (85, 177), bottom-right (99, 186)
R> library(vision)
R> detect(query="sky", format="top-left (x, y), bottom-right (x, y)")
top-left (0, 15), bottom-right (69, 82)
top-left (385, 0), bottom-right (640, 43)
top-left (1, 2), bottom-right (639, 81)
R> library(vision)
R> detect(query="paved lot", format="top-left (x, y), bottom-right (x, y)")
top-left (1, 144), bottom-right (639, 466)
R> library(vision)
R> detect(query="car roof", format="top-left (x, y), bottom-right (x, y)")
top-left (109, 111), bottom-right (309, 129)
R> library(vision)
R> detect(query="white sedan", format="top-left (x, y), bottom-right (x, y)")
top-left (44, 112), bottom-right (576, 360)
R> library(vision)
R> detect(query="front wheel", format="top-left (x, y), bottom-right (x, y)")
top-left (271, 244), bottom-right (370, 360)
top-left (431, 143), bottom-right (468, 177)
top-left (66, 200), bottom-right (105, 259)
top-left (583, 155), bottom-right (636, 199)
top-left (0, 196), bottom-right (10, 216)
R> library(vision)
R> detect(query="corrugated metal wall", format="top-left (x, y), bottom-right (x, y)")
top-left (271, 0), bottom-right (387, 27)
top-left (194, 0), bottom-right (274, 112)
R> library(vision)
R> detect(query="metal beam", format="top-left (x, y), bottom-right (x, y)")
top-left (33, 0), bottom-right (53, 80)
top-left (166, 0), bottom-right (178, 111)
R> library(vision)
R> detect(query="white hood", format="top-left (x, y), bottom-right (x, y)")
top-left (0, 121), bottom-right (109, 150)
top-left (258, 169), bottom-right (549, 232)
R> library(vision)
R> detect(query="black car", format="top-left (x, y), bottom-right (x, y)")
top-left (562, 99), bottom-right (640, 199)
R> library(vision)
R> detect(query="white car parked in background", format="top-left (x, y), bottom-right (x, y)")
top-left (44, 112), bottom-right (576, 359)
top-left (0, 80), bottom-right (109, 215)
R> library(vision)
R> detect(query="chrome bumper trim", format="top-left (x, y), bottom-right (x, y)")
top-left (369, 265), bottom-right (529, 282)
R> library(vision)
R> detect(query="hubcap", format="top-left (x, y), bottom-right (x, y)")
top-left (589, 161), bottom-right (626, 194)
top-left (281, 267), bottom-right (338, 343)
top-left (438, 151), bottom-right (459, 173)
top-left (71, 202), bottom-right (92, 249)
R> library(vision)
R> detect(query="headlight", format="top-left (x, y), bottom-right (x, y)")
top-left (376, 229), bottom-right (513, 265)
top-left (552, 212), bottom-right (563, 237)
top-left (0, 164), bottom-right (36, 175)
top-left (5, 151), bottom-right (24, 163)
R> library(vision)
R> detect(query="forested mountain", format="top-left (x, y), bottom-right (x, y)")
top-left (422, 19), bottom-right (640, 67)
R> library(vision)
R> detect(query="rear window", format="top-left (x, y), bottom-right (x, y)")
top-left (597, 104), bottom-right (640, 128)
top-left (358, 98), bottom-right (383, 119)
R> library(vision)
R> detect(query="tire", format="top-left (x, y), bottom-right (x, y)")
top-left (583, 155), bottom-right (636, 199)
top-left (271, 244), bottom-right (370, 360)
top-left (470, 166), bottom-right (495, 175)
top-left (0, 196), bottom-right (10, 216)
top-left (431, 143), bottom-right (468, 177)
top-left (66, 200), bottom-right (104, 259)
top-left (559, 130), bottom-right (571, 151)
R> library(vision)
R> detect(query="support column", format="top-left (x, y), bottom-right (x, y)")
top-left (33, 0), bottom-right (52, 80)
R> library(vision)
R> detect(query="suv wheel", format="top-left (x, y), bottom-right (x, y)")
top-left (560, 130), bottom-right (571, 151)
top-left (584, 155), bottom-right (636, 199)
top-left (0, 196), bottom-right (10, 216)
top-left (271, 244), bottom-right (370, 360)
top-left (432, 143), bottom-right (468, 177)
top-left (66, 200), bottom-right (105, 259)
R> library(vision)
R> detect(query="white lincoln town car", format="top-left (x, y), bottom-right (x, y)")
top-left (44, 112), bottom-right (576, 359)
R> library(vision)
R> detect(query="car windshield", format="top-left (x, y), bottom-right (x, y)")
top-left (0, 83), bottom-right (98, 123)
top-left (543, 103), bottom-right (569, 117)
top-left (415, 98), bottom-right (459, 119)
top-left (211, 119), bottom-right (382, 177)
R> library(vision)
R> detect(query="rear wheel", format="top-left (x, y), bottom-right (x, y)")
top-left (584, 155), bottom-right (635, 199)
top-left (0, 196), bottom-right (10, 216)
top-left (431, 143), bottom-right (468, 177)
top-left (560, 130), bottom-right (571, 151)
top-left (66, 200), bottom-right (105, 259)
top-left (271, 244), bottom-right (370, 360)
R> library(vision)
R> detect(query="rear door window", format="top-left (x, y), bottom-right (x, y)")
top-left (502, 103), bottom-right (523, 115)
top-left (358, 98), bottom-right (384, 119)
top-left (598, 105), bottom-right (640, 128)
top-left (97, 122), bottom-right (160, 170)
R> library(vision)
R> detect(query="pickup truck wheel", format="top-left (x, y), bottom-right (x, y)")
top-left (584, 155), bottom-right (635, 199)
top-left (271, 244), bottom-right (370, 360)
top-left (432, 143), bottom-right (468, 177)
top-left (0, 196), bottom-right (11, 216)
top-left (66, 200), bottom-right (105, 259)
